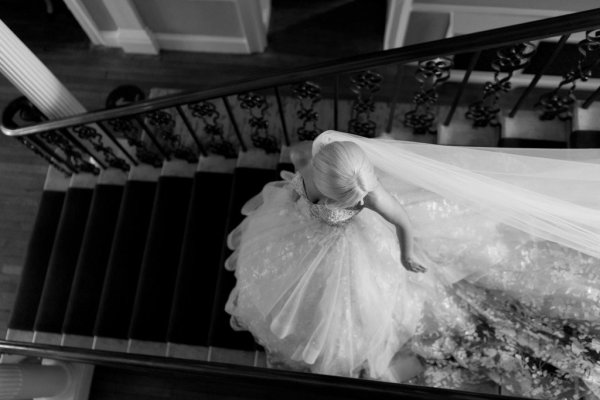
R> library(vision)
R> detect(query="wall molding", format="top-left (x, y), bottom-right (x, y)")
top-left (62, 0), bottom-right (105, 45)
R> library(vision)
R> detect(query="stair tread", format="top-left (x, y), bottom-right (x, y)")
top-left (167, 171), bottom-right (234, 346)
top-left (34, 187), bottom-right (94, 334)
top-left (8, 190), bottom-right (65, 332)
top-left (62, 184), bottom-right (124, 336)
top-left (129, 176), bottom-right (194, 343)
top-left (93, 180), bottom-right (157, 339)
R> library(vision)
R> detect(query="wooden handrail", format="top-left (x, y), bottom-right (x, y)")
top-left (0, 340), bottom-right (527, 400)
top-left (2, 8), bottom-right (600, 138)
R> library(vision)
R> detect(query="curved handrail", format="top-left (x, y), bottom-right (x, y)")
top-left (0, 340), bottom-right (524, 400)
top-left (2, 8), bottom-right (600, 138)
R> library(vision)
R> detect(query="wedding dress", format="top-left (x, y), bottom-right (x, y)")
top-left (225, 131), bottom-right (600, 399)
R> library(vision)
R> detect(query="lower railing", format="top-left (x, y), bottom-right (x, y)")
top-left (0, 340), bottom-right (524, 400)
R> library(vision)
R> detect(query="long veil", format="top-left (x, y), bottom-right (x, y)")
top-left (313, 130), bottom-right (600, 260)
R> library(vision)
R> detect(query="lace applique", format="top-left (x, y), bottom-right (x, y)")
top-left (285, 171), bottom-right (363, 226)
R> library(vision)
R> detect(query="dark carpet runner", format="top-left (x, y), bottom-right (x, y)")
top-left (33, 187), bottom-right (94, 334)
top-left (167, 172), bottom-right (234, 347)
top-left (93, 180), bottom-right (157, 340)
top-left (8, 190), bottom-right (66, 332)
top-left (128, 176), bottom-right (194, 343)
top-left (62, 184), bottom-right (125, 337)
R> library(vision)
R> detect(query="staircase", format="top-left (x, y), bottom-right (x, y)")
top-left (2, 9), bottom-right (600, 399)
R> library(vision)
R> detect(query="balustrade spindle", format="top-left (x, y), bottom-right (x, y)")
top-left (175, 105), bottom-right (207, 157)
top-left (444, 51), bottom-right (480, 126)
top-left (348, 70), bottom-right (383, 138)
top-left (466, 42), bottom-right (536, 128)
top-left (404, 58), bottom-right (453, 135)
top-left (104, 117), bottom-right (162, 167)
top-left (40, 129), bottom-right (100, 174)
top-left (238, 92), bottom-right (279, 154)
top-left (72, 125), bottom-right (131, 171)
top-left (145, 110), bottom-right (197, 162)
top-left (274, 87), bottom-right (290, 146)
top-left (509, 35), bottom-right (570, 118)
top-left (16, 136), bottom-right (75, 175)
top-left (188, 100), bottom-right (238, 158)
top-left (293, 81), bottom-right (322, 141)
top-left (535, 30), bottom-right (600, 121)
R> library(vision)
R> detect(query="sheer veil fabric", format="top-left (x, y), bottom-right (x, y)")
top-left (314, 130), bottom-right (600, 260)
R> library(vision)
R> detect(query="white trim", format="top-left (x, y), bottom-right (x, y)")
top-left (102, 0), bottom-right (159, 54)
top-left (62, 0), bottom-right (104, 45)
top-left (235, 0), bottom-right (268, 53)
top-left (154, 33), bottom-right (250, 54)
top-left (117, 28), bottom-right (159, 54)
top-left (411, 3), bottom-right (568, 18)
top-left (384, 0), bottom-right (413, 50)
top-left (99, 30), bottom-right (120, 47)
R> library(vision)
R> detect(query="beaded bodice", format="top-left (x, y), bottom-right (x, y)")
top-left (286, 171), bottom-right (363, 226)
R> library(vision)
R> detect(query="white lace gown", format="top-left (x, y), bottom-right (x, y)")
top-left (225, 169), bottom-right (600, 398)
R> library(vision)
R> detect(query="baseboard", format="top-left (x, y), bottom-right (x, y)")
top-left (99, 29), bottom-right (159, 54)
top-left (154, 33), bottom-right (250, 54)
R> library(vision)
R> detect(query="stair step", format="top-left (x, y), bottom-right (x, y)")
top-left (128, 175), bottom-right (194, 347)
top-left (93, 180), bottom-right (158, 344)
top-left (62, 183), bottom-right (125, 340)
top-left (167, 171), bottom-right (234, 348)
top-left (33, 185), bottom-right (95, 339)
top-left (207, 167), bottom-right (280, 351)
top-left (6, 189), bottom-right (66, 338)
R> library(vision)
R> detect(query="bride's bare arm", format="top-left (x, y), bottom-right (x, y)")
top-left (364, 185), bottom-right (426, 273)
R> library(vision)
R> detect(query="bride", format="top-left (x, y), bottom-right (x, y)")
top-left (224, 130), bottom-right (600, 399)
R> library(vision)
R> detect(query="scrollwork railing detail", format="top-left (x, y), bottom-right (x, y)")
top-left (146, 110), bottom-right (197, 162)
top-left (16, 136), bottom-right (72, 175)
top-left (238, 92), bottom-right (279, 153)
top-left (188, 101), bottom-right (237, 158)
top-left (293, 81), bottom-right (322, 141)
top-left (348, 70), bottom-right (382, 138)
top-left (40, 130), bottom-right (99, 174)
top-left (107, 117), bottom-right (163, 167)
top-left (466, 42), bottom-right (536, 127)
top-left (536, 30), bottom-right (600, 121)
top-left (404, 58), bottom-right (453, 134)
top-left (72, 124), bottom-right (130, 171)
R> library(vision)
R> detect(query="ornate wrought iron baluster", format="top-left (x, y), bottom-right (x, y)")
top-left (404, 58), bottom-right (453, 135)
top-left (466, 42), bottom-right (536, 127)
top-left (536, 30), bottom-right (600, 121)
top-left (146, 110), bottom-right (197, 162)
top-left (107, 117), bottom-right (163, 167)
top-left (71, 124), bottom-right (130, 171)
top-left (16, 136), bottom-right (73, 175)
top-left (40, 130), bottom-right (99, 174)
top-left (238, 92), bottom-right (279, 153)
top-left (348, 70), bottom-right (382, 138)
top-left (293, 81), bottom-right (322, 141)
top-left (188, 100), bottom-right (237, 158)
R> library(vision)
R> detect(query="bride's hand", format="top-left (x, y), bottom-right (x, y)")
top-left (402, 258), bottom-right (426, 273)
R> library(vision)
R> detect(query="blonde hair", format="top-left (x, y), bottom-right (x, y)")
top-left (312, 141), bottom-right (378, 208)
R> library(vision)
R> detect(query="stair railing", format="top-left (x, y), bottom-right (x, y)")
top-left (2, 8), bottom-right (600, 175)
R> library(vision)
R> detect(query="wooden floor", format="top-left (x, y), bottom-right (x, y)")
top-left (0, 0), bottom-right (384, 337)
